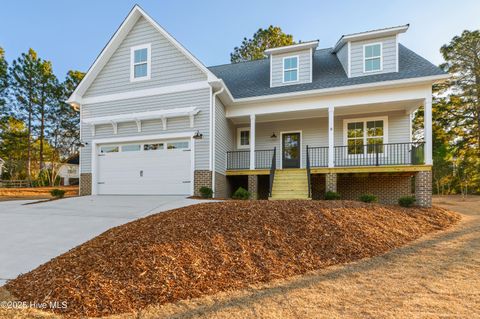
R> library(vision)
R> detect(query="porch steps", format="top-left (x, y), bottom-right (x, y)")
top-left (269, 169), bottom-right (310, 200)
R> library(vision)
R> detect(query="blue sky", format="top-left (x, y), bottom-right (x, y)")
top-left (1, 0), bottom-right (479, 79)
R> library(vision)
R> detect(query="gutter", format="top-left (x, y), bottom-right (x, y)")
top-left (210, 87), bottom-right (224, 197)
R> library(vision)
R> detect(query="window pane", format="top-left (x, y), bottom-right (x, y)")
top-left (347, 122), bottom-right (364, 138)
top-left (144, 143), bottom-right (164, 151)
top-left (348, 139), bottom-right (363, 155)
top-left (134, 48), bottom-right (148, 63)
top-left (122, 144), bottom-right (141, 152)
top-left (134, 63), bottom-right (147, 78)
top-left (365, 44), bottom-right (380, 58)
top-left (367, 120), bottom-right (383, 137)
top-left (372, 44), bottom-right (381, 57)
top-left (100, 146), bottom-right (119, 153)
top-left (167, 141), bottom-right (189, 149)
top-left (284, 69), bottom-right (298, 82)
top-left (284, 57), bottom-right (297, 69)
top-left (240, 130), bottom-right (249, 146)
top-left (371, 58), bottom-right (381, 71)
top-left (365, 45), bottom-right (373, 58)
top-left (367, 138), bottom-right (384, 154)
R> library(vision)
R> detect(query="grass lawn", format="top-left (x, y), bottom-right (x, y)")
top-left (0, 199), bottom-right (461, 318)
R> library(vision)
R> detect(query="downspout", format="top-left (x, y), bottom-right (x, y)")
top-left (211, 87), bottom-right (224, 198)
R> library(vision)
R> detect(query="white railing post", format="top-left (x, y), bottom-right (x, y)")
top-left (328, 106), bottom-right (334, 167)
top-left (250, 114), bottom-right (256, 170)
top-left (424, 96), bottom-right (433, 165)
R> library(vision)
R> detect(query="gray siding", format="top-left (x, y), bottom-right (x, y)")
top-left (214, 97), bottom-right (234, 174)
top-left (350, 36), bottom-right (397, 78)
top-left (271, 49), bottom-right (312, 87)
top-left (336, 43), bottom-right (349, 76)
top-left (80, 88), bottom-right (211, 173)
top-left (85, 16), bottom-right (207, 98)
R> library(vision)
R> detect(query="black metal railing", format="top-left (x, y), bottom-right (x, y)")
top-left (306, 145), bottom-right (312, 198)
top-left (334, 142), bottom-right (425, 167)
top-left (226, 150), bottom-right (250, 170)
top-left (307, 146), bottom-right (329, 167)
top-left (255, 149), bottom-right (275, 169)
top-left (269, 147), bottom-right (276, 197)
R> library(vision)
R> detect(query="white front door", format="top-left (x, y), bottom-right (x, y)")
top-left (97, 140), bottom-right (191, 195)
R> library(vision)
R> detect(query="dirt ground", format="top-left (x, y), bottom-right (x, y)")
top-left (0, 195), bottom-right (478, 318)
top-left (0, 186), bottom-right (78, 201)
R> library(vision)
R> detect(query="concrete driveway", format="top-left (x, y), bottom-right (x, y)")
top-left (0, 195), bottom-right (205, 285)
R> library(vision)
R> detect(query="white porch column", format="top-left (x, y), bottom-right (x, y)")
top-left (250, 114), bottom-right (256, 170)
top-left (424, 96), bottom-right (433, 165)
top-left (328, 106), bottom-right (335, 168)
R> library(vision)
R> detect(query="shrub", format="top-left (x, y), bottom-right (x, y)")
top-left (359, 194), bottom-right (378, 203)
top-left (50, 189), bottom-right (66, 199)
top-left (232, 187), bottom-right (250, 200)
top-left (324, 191), bottom-right (341, 200)
top-left (398, 196), bottom-right (416, 207)
top-left (199, 186), bottom-right (213, 199)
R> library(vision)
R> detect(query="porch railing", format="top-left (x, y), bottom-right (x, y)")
top-left (334, 142), bottom-right (425, 167)
top-left (226, 150), bottom-right (250, 170)
top-left (255, 149), bottom-right (275, 169)
top-left (307, 146), bottom-right (329, 167)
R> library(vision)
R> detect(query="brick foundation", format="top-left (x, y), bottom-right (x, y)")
top-left (214, 172), bottom-right (230, 198)
top-left (337, 174), bottom-right (413, 205)
top-left (415, 171), bottom-right (432, 207)
top-left (79, 173), bottom-right (92, 196)
top-left (325, 173), bottom-right (337, 193)
top-left (248, 175), bottom-right (258, 199)
top-left (194, 170), bottom-right (212, 196)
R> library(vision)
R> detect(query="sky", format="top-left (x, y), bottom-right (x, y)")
top-left (1, 0), bottom-right (479, 79)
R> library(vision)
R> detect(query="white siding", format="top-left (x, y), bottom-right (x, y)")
top-left (214, 97), bottom-right (234, 174)
top-left (336, 43), bottom-right (349, 76)
top-left (271, 49), bottom-right (312, 87)
top-left (85, 16), bottom-right (207, 98)
top-left (80, 88), bottom-right (211, 173)
top-left (350, 36), bottom-right (397, 77)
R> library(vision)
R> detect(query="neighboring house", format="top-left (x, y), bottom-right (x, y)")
top-left (67, 5), bottom-right (447, 207)
top-left (58, 155), bottom-right (80, 186)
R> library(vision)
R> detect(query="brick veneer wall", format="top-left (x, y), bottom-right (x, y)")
top-left (194, 170), bottom-right (212, 196)
top-left (415, 171), bottom-right (432, 207)
top-left (248, 175), bottom-right (258, 199)
top-left (325, 173), bottom-right (337, 192)
top-left (214, 172), bottom-right (230, 198)
top-left (79, 173), bottom-right (92, 196)
top-left (337, 174), bottom-right (413, 205)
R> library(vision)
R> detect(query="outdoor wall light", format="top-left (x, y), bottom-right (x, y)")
top-left (193, 130), bottom-right (203, 139)
top-left (270, 132), bottom-right (277, 138)
top-left (76, 141), bottom-right (88, 147)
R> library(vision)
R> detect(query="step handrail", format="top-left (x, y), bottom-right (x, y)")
top-left (269, 147), bottom-right (276, 197)
top-left (306, 145), bottom-right (311, 198)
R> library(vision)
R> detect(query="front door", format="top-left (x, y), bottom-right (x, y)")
top-left (282, 132), bottom-right (301, 168)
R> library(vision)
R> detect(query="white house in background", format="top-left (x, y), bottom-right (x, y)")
top-left (58, 155), bottom-right (79, 186)
top-left (67, 5), bottom-right (448, 206)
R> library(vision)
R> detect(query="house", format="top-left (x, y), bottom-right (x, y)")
top-left (58, 155), bottom-right (79, 186)
top-left (67, 5), bottom-right (448, 207)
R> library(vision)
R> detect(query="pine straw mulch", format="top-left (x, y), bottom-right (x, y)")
top-left (4, 200), bottom-right (460, 318)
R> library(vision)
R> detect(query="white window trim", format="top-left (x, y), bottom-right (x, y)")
top-left (282, 55), bottom-right (299, 83)
top-left (343, 116), bottom-right (388, 156)
top-left (130, 43), bottom-right (151, 82)
top-left (363, 42), bottom-right (383, 73)
top-left (237, 127), bottom-right (250, 149)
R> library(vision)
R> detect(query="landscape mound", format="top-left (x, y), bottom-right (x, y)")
top-left (5, 200), bottom-right (459, 317)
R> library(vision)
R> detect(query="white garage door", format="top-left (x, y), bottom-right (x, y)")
top-left (97, 140), bottom-right (192, 195)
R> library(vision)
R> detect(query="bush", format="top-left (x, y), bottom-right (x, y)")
top-left (232, 187), bottom-right (250, 200)
top-left (50, 189), bottom-right (66, 199)
top-left (199, 186), bottom-right (213, 199)
top-left (324, 191), bottom-right (341, 200)
top-left (398, 196), bottom-right (416, 207)
top-left (359, 194), bottom-right (378, 203)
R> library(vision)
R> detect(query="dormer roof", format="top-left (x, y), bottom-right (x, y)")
top-left (264, 40), bottom-right (319, 55)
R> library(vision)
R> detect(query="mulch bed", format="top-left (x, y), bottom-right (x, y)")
top-left (5, 200), bottom-right (460, 318)
top-left (0, 186), bottom-right (78, 198)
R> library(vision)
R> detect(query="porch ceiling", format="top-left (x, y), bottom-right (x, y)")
top-left (229, 99), bottom-right (423, 125)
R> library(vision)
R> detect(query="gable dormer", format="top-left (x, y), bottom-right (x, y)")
top-left (333, 25), bottom-right (409, 78)
top-left (265, 41), bottom-right (319, 88)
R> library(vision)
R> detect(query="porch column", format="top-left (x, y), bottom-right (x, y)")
top-left (328, 106), bottom-right (334, 167)
top-left (250, 114), bottom-right (256, 170)
top-left (424, 96), bottom-right (433, 165)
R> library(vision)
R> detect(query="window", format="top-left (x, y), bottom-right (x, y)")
top-left (67, 166), bottom-right (77, 174)
top-left (237, 128), bottom-right (250, 149)
top-left (344, 117), bottom-right (387, 155)
top-left (100, 146), bottom-right (119, 153)
top-left (283, 56), bottom-right (298, 82)
top-left (122, 144), bottom-right (141, 152)
top-left (144, 143), bottom-right (164, 151)
top-left (167, 141), bottom-right (189, 149)
top-left (130, 44), bottom-right (151, 81)
top-left (364, 43), bottom-right (382, 73)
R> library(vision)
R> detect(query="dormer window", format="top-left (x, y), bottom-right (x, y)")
top-left (363, 43), bottom-right (382, 73)
top-left (130, 43), bottom-right (151, 82)
top-left (283, 56), bottom-right (298, 83)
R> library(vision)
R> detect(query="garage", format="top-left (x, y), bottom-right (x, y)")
top-left (96, 139), bottom-right (192, 195)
